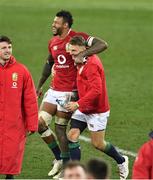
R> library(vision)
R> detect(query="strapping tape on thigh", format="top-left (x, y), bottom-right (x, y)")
top-left (55, 116), bottom-right (69, 125)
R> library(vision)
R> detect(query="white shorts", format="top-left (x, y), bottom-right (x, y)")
top-left (42, 88), bottom-right (73, 112)
top-left (72, 110), bottom-right (110, 131)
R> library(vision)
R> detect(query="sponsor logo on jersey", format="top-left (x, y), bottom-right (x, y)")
top-left (56, 54), bottom-right (69, 68)
top-left (56, 64), bottom-right (69, 68)
top-left (57, 55), bottom-right (66, 64)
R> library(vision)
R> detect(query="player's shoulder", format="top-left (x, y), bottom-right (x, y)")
top-left (70, 30), bottom-right (89, 39)
top-left (87, 55), bottom-right (104, 68)
top-left (74, 31), bottom-right (88, 36)
top-left (89, 55), bottom-right (101, 63)
top-left (15, 61), bottom-right (31, 75)
top-left (48, 36), bottom-right (58, 45)
top-left (70, 30), bottom-right (94, 46)
top-left (146, 139), bottom-right (153, 150)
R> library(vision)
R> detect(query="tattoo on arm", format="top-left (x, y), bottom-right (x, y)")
top-left (82, 37), bottom-right (108, 57)
top-left (37, 54), bottom-right (54, 90)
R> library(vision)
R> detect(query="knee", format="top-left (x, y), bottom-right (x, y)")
top-left (38, 120), bottom-right (47, 134)
top-left (67, 129), bottom-right (80, 142)
top-left (38, 119), bottom-right (52, 137)
top-left (38, 111), bottom-right (52, 136)
top-left (38, 119), bottom-right (53, 137)
top-left (39, 110), bottom-right (52, 126)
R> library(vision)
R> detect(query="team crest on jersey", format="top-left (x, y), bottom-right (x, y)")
top-left (53, 46), bottom-right (58, 50)
top-left (12, 72), bottom-right (18, 81)
top-left (11, 72), bottom-right (18, 88)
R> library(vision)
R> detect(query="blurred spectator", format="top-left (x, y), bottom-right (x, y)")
top-left (132, 131), bottom-right (153, 179)
top-left (0, 35), bottom-right (38, 179)
top-left (63, 161), bottom-right (87, 179)
top-left (86, 158), bottom-right (110, 179)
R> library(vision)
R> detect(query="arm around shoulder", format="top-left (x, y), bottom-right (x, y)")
top-left (79, 37), bottom-right (108, 59)
top-left (36, 54), bottom-right (54, 97)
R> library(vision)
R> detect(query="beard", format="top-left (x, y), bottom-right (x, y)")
top-left (52, 27), bottom-right (63, 36)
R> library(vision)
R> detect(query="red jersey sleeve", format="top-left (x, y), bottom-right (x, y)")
top-left (77, 32), bottom-right (94, 47)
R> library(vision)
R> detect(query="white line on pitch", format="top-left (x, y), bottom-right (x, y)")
top-left (79, 135), bottom-right (137, 158)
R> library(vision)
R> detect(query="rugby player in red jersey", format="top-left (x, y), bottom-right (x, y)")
top-left (36, 10), bottom-right (108, 177)
top-left (66, 36), bottom-right (129, 180)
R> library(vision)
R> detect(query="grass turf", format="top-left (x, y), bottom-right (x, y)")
top-left (0, 0), bottom-right (153, 178)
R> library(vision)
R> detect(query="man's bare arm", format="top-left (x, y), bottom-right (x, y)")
top-left (36, 54), bottom-right (54, 95)
top-left (75, 37), bottom-right (108, 63)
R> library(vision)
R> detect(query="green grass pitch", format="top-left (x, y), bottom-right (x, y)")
top-left (0, 0), bottom-right (153, 178)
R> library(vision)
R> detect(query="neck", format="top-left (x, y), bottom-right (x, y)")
top-left (0, 59), bottom-right (7, 66)
top-left (60, 28), bottom-right (71, 39)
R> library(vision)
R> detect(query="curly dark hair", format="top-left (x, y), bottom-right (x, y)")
top-left (56, 10), bottom-right (73, 28)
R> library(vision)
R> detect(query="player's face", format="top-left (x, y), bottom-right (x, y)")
top-left (68, 44), bottom-right (86, 61)
top-left (52, 16), bottom-right (66, 36)
top-left (63, 167), bottom-right (87, 179)
top-left (0, 42), bottom-right (12, 61)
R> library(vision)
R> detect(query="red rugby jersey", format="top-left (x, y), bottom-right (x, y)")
top-left (77, 55), bottom-right (110, 114)
top-left (48, 30), bottom-right (91, 91)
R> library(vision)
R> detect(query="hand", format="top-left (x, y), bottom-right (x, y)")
top-left (36, 88), bottom-right (43, 98)
top-left (65, 101), bottom-right (79, 112)
top-left (74, 52), bottom-right (85, 64)
top-left (51, 64), bottom-right (56, 78)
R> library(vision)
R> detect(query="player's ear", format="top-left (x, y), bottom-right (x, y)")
top-left (64, 22), bottom-right (69, 28)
